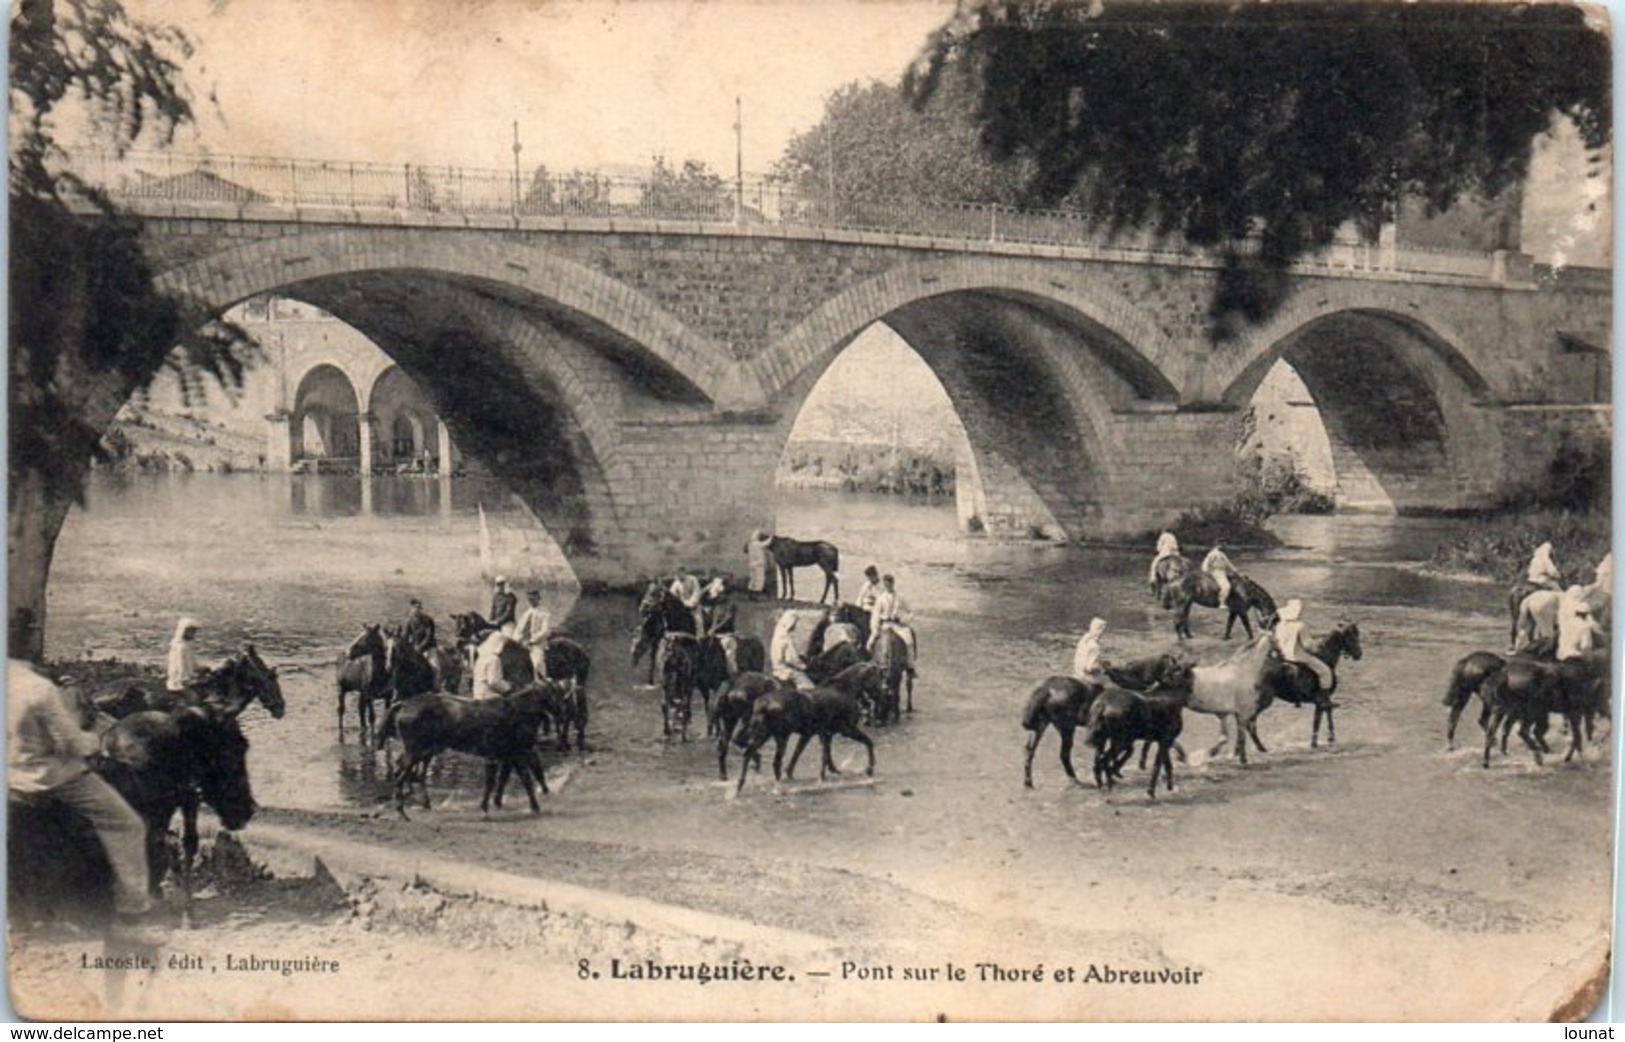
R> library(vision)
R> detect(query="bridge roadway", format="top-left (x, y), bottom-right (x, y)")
top-left (79, 152), bottom-right (1613, 584)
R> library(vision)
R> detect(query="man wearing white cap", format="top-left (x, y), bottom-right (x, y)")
top-left (1273, 599), bottom-right (1333, 690)
top-left (166, 616), bottom-right (209, 694)
top-left (1557, 584), bottom-right (1605, 661)
top-left (1149, 532), bottom-right (1181, 588)
top-left (472, 629), bottom-right (515, 700)
top-left (770, 613), bottom-right (813, 690)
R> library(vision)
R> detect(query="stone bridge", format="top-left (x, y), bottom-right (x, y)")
top-left (125, 196), bottom-right (1610, 585)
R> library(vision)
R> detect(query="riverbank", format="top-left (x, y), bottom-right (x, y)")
top-left (1426, 507), bottom-right (1609, 585)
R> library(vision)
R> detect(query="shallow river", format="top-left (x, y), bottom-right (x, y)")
top-left (39, 472), bottom-right (1615, 1018)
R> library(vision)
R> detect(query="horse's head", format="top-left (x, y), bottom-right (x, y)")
top-left (241, 644), bottom-right (286, 720)
top-left (346, 624), bottom-right (384, 662)
top-left (176, 706), bottom-right (256, 831)
top-left (1336, 622), bottom-right (1364, 662)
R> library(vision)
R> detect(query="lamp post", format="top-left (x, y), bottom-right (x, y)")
top-left (512, 121), bottom-right (522, 217)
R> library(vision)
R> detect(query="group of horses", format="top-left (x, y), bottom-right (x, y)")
top-left (11, 648), bottom-right (282, 923)
top-left (336, 613), bottom-right (594, 817)
top-left (630, 578), bottom-right (915, 791)
top-left (1022, 550), bottom-right (1362, 798)
top-left (1442, 574), bottom-right (1613, 770)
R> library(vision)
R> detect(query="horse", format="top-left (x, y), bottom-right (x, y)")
top-left (767, 536), bottom-right (840, 605)
top-left (1156, 557), bottom-right (1278, 640)
top-left (338, 624), bottom-right (390, 740)
top-left (734, 663), bottom-right (881, 794)
top-left (1183, 635), bottom-right (1279, 763)
top-left (1513, 585), bottom-right (1610, 653)
top-left (382, 628), bottom-right (440, 705)
top-left (1442, 650), bottom-right (1507, 750)
top-left (693, 636), bottom-right (732, 737)
top-left (869, 626), bottom-right (913, 723)
top-left (732, 635), bottom-right (767, 676)
top-left (541, 637), bottom-right (592, 753)
top-left (1087, 682), bottom-right (1191, 799)
top-left (1258, 621), bottom-right (1363, 748)
top-left (93, 646), bottom-right (286, 724)
top-left (377, 682), bottom-right (563, 818)
top-left (98, 704), bottom-right (257, 903)
top-left (713, 672), bottom-right (782, 781)
top-left (1480, 652), bottom-right (1610, 768)
top-left (631, 583), bottom-right (697, 685)
top-left (1020, 675), bottom-right (1102, 788)
top-left (657, 632), bottom-right (699, 742)
top-left (805, 638), bottom-right (867, 686)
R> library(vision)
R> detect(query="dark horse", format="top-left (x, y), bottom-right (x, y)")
top-left (338, 624), bottom-right (390, 740)
top-left (1020, 675), bottom-right (1101, 788)
top-left (94, 646), bottom-right (286, 724)
top-left (869, 626), bottom-right (913, 722)
top-left (767, 536), bottom-right (840, 605)
top-left (1156, 557), bottom-right (1279, 640)
top-left (378, 683), bottom-right (564, 818)
top-left (657, 632), bottom-right (699, 742)
top-left (1260, 621), bottom-right (1363, 748)
top-left (447, 613), bottom-right (591, 752)
top-left (733, 663), bottom-right (883, 794)
top-left (630, 583), bottom-right (697, 685)
top-left (1480, 652), bottom-right (1610, 769)
top-left (102, 705), bottom-right (257, 903)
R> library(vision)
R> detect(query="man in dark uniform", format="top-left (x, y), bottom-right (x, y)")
top-left (403, 598), bottom-right (436, 653)
top-left (489, 576), bottom-right (518, 635)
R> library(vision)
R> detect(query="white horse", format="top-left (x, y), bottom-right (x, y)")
top-left (1184, 634), bottom-right (1279, 764)
top-left (1515, 583), bottom-right (1610, 651)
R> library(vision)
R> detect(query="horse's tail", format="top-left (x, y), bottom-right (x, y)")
top-left (1019, 686), bottom-right (1047, 732)
top-left (374, 700), bottom-right (403, 750)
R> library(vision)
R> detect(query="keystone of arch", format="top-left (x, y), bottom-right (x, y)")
top-left (151, 226), bottom-right (767, 410)
top-left (750, 254), bottom-right (1181, 401)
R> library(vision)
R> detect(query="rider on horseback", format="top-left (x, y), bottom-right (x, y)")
top-left (489, 576), bottom-right (518, 636)
top-left (770, 613), bottom-right (813, 690)
top-left (868, 574), bottom-right (918, 678)
top-left (166, 616), bottom-right (210, 695)
top-left (1272, 600), bottom-right (1334, 691)
top-left (8, 647), bottom-right (167, 945)
top-left (1149, 532), bottom-right (1181, 587)
top-left (1202, 543), bottom-right (1238, 607)
top-left (1072, 617), bottom-right (1109, 682)
top-left (1557, 585), bottom-right (1605, 661)
top-left (472, 630), bottom-right (514, 700)
top-left (403, 598), bottom-right (437, 654)
top-left (1526, 542), bottom-right (1563, 592)
top-left (514, 590), bottom-right (552, 680)
top-left (670, 568), bottom-right (705, 633)
top-left (856, 566), bottom-right (882, 613)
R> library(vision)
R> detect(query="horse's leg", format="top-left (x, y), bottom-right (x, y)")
top-left (1564, 712), bottom-right (1585, 763)
top-left (1517, 717), bottom-right (1544, 766)
top-left (481, 762), bottom-right (498, 814)
top-left (905, 671), bottom-right (914, 715)
top-left (1024, 721), bottom-right (1046, 789)
top-left (1138, 740), bottom-right (1151, 771)
top-left (513, 758), bottom-right (542, 813)
top-left (1223, 610), bottom-right (1236, 641)
top-left (1324, 704), bottom-right (1336, 746)
top-left (1311, 705), bottom-right (1322, 749)
top-left (1238, 611), bottom-right (1254, 641)
top-left (784, 733), bottom-right (813, 780)
top-left (1446, 701), bottom-right (1467, 749)
top-left (1483, 709), bottom-right (1504, 768)
top-left (819, 733), bottom-right (839, 779)
top-left (718, 717), bottom-right (735, 781)
top-left (1500, 714), bottom-right (1514, 754)
top-left (735, 734), bottom-right (767, 794)
top-left (1206, 716), bottom-right (1233, 759)
top-left (337, 689), bottom-right (347, 743)
top-left (1234, 715), bottom-right (1249, 765)
top-left (1057, 723), bottom-right (1080, 785)
top-left (772, 735), bottom-right (790, 780)
top-left (840, 724), bottom-right (876, 777)
top-left (1246, 717), bottom-right (1268, 754)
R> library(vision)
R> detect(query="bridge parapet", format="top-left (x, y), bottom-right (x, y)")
top-left (70, 150), bottom-right (1526, 288)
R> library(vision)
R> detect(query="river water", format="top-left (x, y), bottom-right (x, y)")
top-left (43, 472), bottom-right (1613, 1015)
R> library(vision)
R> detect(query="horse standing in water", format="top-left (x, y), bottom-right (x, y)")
top-left (630, 583), bottom-right (697, 685)
top-left (767, 536), bottom-right (841, 605)
top-left (869, 626), bottom-right (913, 723)
top-left (1154, 556), bottom-right (1279, 640)
top-left (1183, 635), bottom-right (1279, 763)
top-left (1020, 675), bottom-right (1101, 788)
top-left (1259, 621), bottom-right (1363, 748)
top-left (94, 646), bottom-right (286, 724)
top-left (338, 624), bottom-right (390, 740)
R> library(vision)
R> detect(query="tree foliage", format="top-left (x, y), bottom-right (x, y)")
top-left (907, 0), bottom-right (1611, 337)
top-left (774, 73), bottom-right (1033, 209)
top-left (640, 155), bottom-right (731, 219)
top-left (9, 0), bottom-right (254, 506)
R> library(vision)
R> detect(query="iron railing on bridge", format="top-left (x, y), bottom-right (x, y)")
top-left (66, 150), bottom-right (1505, 282)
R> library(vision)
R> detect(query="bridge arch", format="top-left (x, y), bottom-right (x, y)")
top-left (1221, 304), bottom-right (1500, 512)
top-left (291, 363), bottom-right (363, 462)
top-left (153, 226), bottom-right (759, 409)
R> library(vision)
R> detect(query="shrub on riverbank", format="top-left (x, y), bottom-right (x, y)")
top-left (1158, 503), bottom-right (1284, 552)
top-left (1427, 432), bottom-right (1611, 583)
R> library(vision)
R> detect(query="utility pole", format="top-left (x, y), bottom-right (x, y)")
top-left (512, 121), bottom-right (523, 217)
top-left (733, 94), bottom-right (744, 224)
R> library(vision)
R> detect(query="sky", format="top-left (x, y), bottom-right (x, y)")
top-left (119, 0), bottom-right (957, 176)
